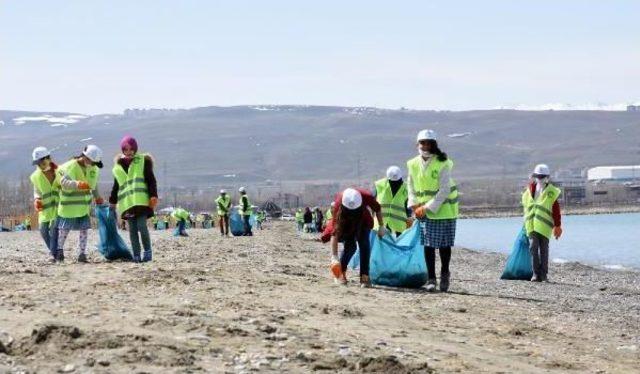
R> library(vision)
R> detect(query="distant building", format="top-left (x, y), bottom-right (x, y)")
top-left (587, 166), bottom-right (640, 183)
top-left (627, 105), bottom-right (640, 112)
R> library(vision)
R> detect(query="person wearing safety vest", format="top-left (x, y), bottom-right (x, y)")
top-left (407, 130), bottom-right (458, 292)
top-left (522, 164), bottom-right (563, 282)
top-left (172, 207), bottom-right (190, 236)
top-left (56, 144), bottom-right (105, 263)
top-left (216, 189), bottom-right (232, 236)
top-left (256, 210), bottom-right (265, 230)
top-left (151, 216), bottom-right (158, 230)
top-left (324, 202), bottom-right (334, 229)
top-left (373, 166), bottom-right (411, 237)
top-left (295, 209), bottom-right (304, 232)
top-left (24, 216), bottom-right (32, 231)
top-left (30, 146), bottom-right (61, 261)
top-left (163, 215), bottom-right (170, 230)
top-left (238, 187), bottom-right (253, 236)
top-left (109, 136), bottom-right (158, 263)
top-left (314, 207), bottom-right (324, 233)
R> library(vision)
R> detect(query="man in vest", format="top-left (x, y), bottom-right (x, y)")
top-left (172, 207), bottom-right (190, 236)
top-left (295, 209), bottom-right (304, 232)
top-left (238, 187), bottom-right (253, 236)
top-left (30, 146), bottom-right (61, 261)
top-left (373, 166), bottom-right (410, 237)
top-left (324, 202), bottom-right (335, 228)
top-left (215, 189), bottom-right (232, 236)
top-left (522, 164), bottom-right (563, 282)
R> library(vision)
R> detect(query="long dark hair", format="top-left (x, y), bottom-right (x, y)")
top-left (333, 204), bottom-right (363, 240)
top-left (426, 139), bottom-right (448, 162)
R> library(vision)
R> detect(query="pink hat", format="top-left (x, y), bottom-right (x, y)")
top-left (120, 135), bottom-right (138, 153)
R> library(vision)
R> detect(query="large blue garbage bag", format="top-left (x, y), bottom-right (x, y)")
top-left (230, 210), bottom-right (256, 236)
top-left (370, 224), bottom-right (427, 288)
top-left (501, 227), bottom-right (533, 280)
top-left (95, 205), bottom-right (133, 261)
top-left (347, 247), bottom-right (360, 270)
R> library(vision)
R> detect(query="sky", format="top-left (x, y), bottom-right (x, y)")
top-left (2, 0), bottom-right (639, 114)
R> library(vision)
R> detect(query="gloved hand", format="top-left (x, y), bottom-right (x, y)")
top-left (77, 181), bottom-right (90, 190)
top-left (94, 197), bottom-right (104, 205)
top-left (377, 225), bottom-right (386, 238)
top-left (34, 199), bottom-right (44, 212)
top-left (414, 205), bottom-right (427, 219)
top-left (553, 226), bottom-right (563, 240)
top-left (149, 197), bottom-right (158, 209)
top-left (406, 217), bottom-right (414, 229)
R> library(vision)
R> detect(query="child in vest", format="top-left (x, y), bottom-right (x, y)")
top-left (372, 165), bottom-right (411, 238)
top-left (56, 145), bottom-right (104, 263)
top-left (522, 164), bottom-right (563, 282)
top-left (30, 146), bottom-right (60, 261)
top-left (109, 136), bottom-right (158, 262)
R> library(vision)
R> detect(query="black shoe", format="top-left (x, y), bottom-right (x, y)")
top-left (440, 272), bottom-right (450, 292)
top-left (77, 253), bottom-right (88, 263)
top-left (57, 251), bottom-right (65, 263)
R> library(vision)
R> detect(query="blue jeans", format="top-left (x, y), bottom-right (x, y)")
top-left (39, 219), bottom-right (59, 257)
top-left (127, 216), bottom-right (151, 256)
top-left (340, 230), bottom-right (371, 276)
top-left (243, 215), bottom-right (253, 236)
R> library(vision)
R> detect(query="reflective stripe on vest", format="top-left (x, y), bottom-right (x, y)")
top-left (522, 184), bottom-right (560, 239)
top-left (240, 195), bottom-right (253, 215)
top-left (30, 168), bottom-right (60, 223)
top-left (216, 195), bottom-right (231, 214)
top-left (374, 178), bottom-right (408, 233)
top-left (112, 154), bottom-right (149, 213)
top-left (57, 159), bottom-right (98, 219)
top-left (406, 156), bottom-right (459, 220)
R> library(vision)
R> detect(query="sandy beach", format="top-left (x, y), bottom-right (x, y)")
top-left (0, 222), bottom-right (639, 373)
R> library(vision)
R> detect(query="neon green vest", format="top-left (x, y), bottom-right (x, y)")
top-left (216, 195), bottom-right (231, 215)
top-left (57, 159), bottom-right (99, 219)
top-left (374, 178), bottom-right (408, 233)
top-left (172, 208), bottom-right (189, 221)
top-left (324, 209), bottom-right (332, 224)
top-left (295, 211), bottom-right (303, 222)
top-left (522, 183), bottom-right (560, 239)
top-left (407, 156), bottom-right (459, 220)
top-left (30, 168), bottom-right (60, 223)
top-left (239, 195), bottom-right (252, 216)
top-left (112, 154), bottom-right (149, 214)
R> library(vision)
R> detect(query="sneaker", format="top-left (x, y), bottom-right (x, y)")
top-left (440, 272), bottom-right (450, 292)
top-left (142, 250), bottom-right (152, 262)
top-left (57, 251), bottom-right (65, 263)
top-left (77, 253), bottom-right (88, 263)
top-left (531, 274), bottom-right (541, 282)
top-left (360, 275), bottom-right (371, 288)
top-left (426, 278), bottom-right (437, 292)
top-left (541, 274), bottom-right (549, 282)
top-left (334, 274), bottom-right (347, 285)
top-left (133, 255), bottom-right (141, 263)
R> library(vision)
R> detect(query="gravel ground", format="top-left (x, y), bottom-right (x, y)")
top-left (0, 221), bottom-right (638, 373)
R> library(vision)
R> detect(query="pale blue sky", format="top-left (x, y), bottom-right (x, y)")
top-left (2, 0), bottom-right (639, 114)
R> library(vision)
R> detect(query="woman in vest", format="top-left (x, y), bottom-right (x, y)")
top-left (216, 189), bottom-right (232, 236)
top-left (109, 136), bottom-right (158, 262)
top-left (407, 130), bottom-right (459, 292)
top-left (56, 144), bottom-right (105, 263)
top-left (30, 146), bottom-right (60, 261)
top-left (522, 164), bottom-right (563, 282)
top-left (373, 165), bottom-right (410, 237)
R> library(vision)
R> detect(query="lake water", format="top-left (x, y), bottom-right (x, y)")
top-left (456, 213), bottom-right (640, 270)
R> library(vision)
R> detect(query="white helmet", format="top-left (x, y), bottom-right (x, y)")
top-left (386, 165), bottom-right (402, 181)
top-left (82, 144), bottom-right (103, 167)
top-left (416, 129), bottom-right (437, 142)
top-left (330, 201), bottom-right (336, 208)
top-left (238, 186), bottom-right (246, 193)
top-left (220, 189), bottom-right (226, 194)
top-left (341, 188), bottom-right (362, 210)
top-left (533, 164), bottom-right (550, 177)
top-left (32, 146), bottom-right (50, 165)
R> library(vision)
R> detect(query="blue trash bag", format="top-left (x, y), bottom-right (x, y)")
top-left (501, 227), bottom-right (533, 280)
top-left (95, 205), bottom-right (133, 261)
top-left (230, 211), bottom-right (256, 236)
top-left (369, 224), bottom-right (428, 288)
top-left (156, 220), bottom-right (166, 230)
top-left (173, 227), bottom-right (181, 237)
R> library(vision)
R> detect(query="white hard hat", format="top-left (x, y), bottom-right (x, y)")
top-left (416, 129), bottom-right (437, 142)
top-left (220, 189), bottom-right (226, 194)
top-left (386, 166), bottom-right (402, 181)
top-left (341, 188), bottom-right (362, 210)
top-left (330, 201), bottom-right (336, 207)
top-left (238, 186), bottom-right (246, 193)
top-left (533, 164), bottom-right (550, 176)
top-left (82, 144), bottom-right (103, 167)
top-left (32, 146), bottom-right (50, 165)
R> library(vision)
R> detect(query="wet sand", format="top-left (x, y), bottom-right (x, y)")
top-left (1, 222), bottom-right (639, 373)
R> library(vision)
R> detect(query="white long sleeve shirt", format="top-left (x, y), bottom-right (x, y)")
top-left (407, 155), bottom-right (451, 213)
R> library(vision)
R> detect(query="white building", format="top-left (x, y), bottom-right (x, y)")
top-left (587, 166), bottom-right (640, 182)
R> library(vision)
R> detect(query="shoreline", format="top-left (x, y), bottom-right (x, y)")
top-left (460, 204), bottom-right (640, 218)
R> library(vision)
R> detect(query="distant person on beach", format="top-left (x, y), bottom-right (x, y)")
top-left (303, 207), bottom-right (313, 233)
top-left (172, 207), bottom-right (190, 236)
top-left (216, 189), bottom-right (232, 236)
top-left (238, 187), bottom-right (253, 236)
top-left (321, 188), bottom-right (385, 287)
top-left (109, 136), bottom-right (158, 263)
top-left (30, 146), bottom-right (60, 262)
top-left (314, 207), bottom-right (324, 233)
top-left (56, 145), bottom-right (105, 263)
top-left (407, 130), bottom-right (459, 292)
top-left (522, 164), bottom-right (563, 282)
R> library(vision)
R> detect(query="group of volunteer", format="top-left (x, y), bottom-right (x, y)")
top-left (321, 129), bottom-right (563, 290)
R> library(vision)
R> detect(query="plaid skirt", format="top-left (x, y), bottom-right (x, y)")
top-left (420, 218), bottom-right (457, 248)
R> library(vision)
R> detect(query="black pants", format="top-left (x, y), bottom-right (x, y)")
top-left (424, 246), bottom-right (451, 280)
top-left (219, 214), bottom-right (229, 235)
top-left (243, 215), bottom-right (253, 236)
top-left (340, 230), bottom-right (371, 276)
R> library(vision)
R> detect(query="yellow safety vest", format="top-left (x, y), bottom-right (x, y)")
top-left (522, 183), bottom-right (560, 239)
top-left (239, 195), bottom-right (252, 216)
top-left (406, 156), bottom-right (459, 220)
top-left (57, 159), bottom-right (99, 219)
top-left (30, 167), bottom-right (60, 223)
top-left (216, 195), bottom-right (231, 215)
top-left (112, 154), bottom-right (149, 214)
top-left (374, 178), bottom-right (408, 233)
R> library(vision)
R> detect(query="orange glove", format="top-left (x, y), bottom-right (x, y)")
top-left (414, 205), bottom-right (427, 219)
top-left (94, 197), bottom-right (104, 205)
top-left (77, 181), bottom-right (90, 190)
top-left (34, 199), bottom-right (44, 212)
top-left (149, 197), bottom-right (158, 209)
top-left (553, 226), bottom-right (563, 240)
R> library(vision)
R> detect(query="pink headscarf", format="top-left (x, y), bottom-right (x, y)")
top-left (120, 135), bottom-right (138, 153)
